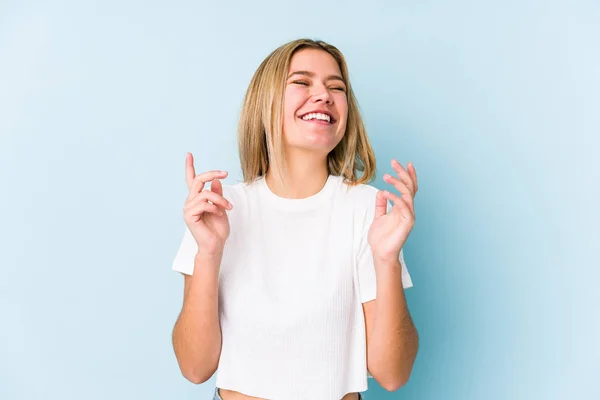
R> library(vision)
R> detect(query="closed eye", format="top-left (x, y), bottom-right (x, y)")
top-left (291, 80), bottom-right (346, 92)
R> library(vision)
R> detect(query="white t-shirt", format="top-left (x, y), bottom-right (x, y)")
top-left (172, 174), bottom-right (413, 400)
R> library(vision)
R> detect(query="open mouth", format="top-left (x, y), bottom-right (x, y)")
top-left (298, 111), bottom-right (335, 124)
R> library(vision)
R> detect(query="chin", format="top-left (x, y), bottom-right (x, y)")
top-left (286, 130), bottom-right (343, 151)
top-left (287, 143), bottom-right (332, 155)
top-left (287, 137), bottom-right (341, 155)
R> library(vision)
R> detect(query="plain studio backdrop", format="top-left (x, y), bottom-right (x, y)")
top-left (1, 1), bottom-right (598, 399)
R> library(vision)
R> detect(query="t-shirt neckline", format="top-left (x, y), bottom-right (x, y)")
top-left (258, 174), bottom-right (337, 211)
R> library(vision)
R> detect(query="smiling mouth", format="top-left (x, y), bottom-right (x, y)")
top-left (298, 112), bottom-right (335, 124)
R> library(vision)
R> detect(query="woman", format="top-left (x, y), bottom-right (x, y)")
top-left (171, 38), bottom-right (419, 400)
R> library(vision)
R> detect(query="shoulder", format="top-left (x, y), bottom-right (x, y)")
top-left (221, 180), bottom-right (249, 202)
top-left (329, 175), bottom-right (382, 227)
top-left (220, 178), bottom-right (262, 223)
top-left (331, 175), bottom-right (380, 208)
top-left (221, 177), bottom-right (262, 203)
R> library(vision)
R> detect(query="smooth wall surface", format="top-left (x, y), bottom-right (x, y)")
top-left (1, 1), bottom-right (598, 399)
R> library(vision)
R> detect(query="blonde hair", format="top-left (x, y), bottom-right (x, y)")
top-left (237, 38), bottom-right (376, 186)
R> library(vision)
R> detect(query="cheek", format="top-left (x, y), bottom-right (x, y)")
top-left (282, 94), bottom-right (301, 135)
top-left (337, 98), bottom-right (349, 126)
top-left (286, 86), bottom-right (308, 104)
top-left (284, 89), bottom-right (305, 120)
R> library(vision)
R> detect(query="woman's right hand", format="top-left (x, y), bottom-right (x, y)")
top-left (183, 153), bottom-right (233, 257)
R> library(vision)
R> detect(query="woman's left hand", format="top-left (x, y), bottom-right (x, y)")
top-left (368, 159), bottom-right (418, 264)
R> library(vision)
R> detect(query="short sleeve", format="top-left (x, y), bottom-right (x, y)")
top-left (356, 202), bottom-right (413, 303)
top-left (171, 226), bottom-right (197, 275)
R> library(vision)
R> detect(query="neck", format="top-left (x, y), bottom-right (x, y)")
top-left (265, 151), bottom-right (330, 199)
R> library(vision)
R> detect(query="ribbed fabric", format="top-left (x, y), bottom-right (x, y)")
top-left (172, 175), bottom-right (413, 400)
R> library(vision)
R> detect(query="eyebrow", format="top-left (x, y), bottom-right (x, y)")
top-left (287, 70), bottom-right (346, 84)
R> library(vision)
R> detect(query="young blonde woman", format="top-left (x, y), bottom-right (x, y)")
top-left (171, 38), bottom-right (419, 400)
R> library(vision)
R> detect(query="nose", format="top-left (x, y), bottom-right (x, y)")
top-left (311, 85), bottom-right (333, 105)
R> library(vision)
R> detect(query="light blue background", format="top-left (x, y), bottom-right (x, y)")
top-left (1, 0), bottom-right (598, 399)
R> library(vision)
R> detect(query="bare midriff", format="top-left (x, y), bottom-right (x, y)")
top-left (218, 388), bottom-right (360, 400)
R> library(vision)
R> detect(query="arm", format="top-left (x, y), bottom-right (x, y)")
top-left (172, 252), bottom-right (222, 384)
top-left (364, 159), bottom-right (419, 390)
top-left (363, 257), bottom-right (418, 391)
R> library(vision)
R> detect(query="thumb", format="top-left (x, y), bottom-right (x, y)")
top-left (210, 179), bottom-right (223, 196)
top-left (374, 190), bottom-right (388, 219)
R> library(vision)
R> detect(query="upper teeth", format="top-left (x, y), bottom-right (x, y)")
top-left (302, 113), bottom-right (331, 123)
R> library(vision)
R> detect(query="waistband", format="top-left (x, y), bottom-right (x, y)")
top-left (213, 388), bottom-right (363, 400)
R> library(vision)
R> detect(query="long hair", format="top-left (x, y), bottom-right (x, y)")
top-left (237, 38), bottom-right (376, 186)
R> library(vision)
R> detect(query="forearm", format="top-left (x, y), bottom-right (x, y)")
top-left (369, 257), bottom-right (418, 389)
top-left (172, 253), bottom-right (222, 383)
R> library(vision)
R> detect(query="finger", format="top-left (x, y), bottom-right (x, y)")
top-left (185, 153), bottom-right (196, 190)
top-left (185, 200), bottom-right (225, 218)
top-left (195, 189), bottom-right (232, 210)
top-left (185, 193), bottom-right (228, 214)
top-left (190, 171), bottom-right (228, 194)
top-left (383, 190), bottom-right (414, 216)
top-left (407, 162), bottom-right (418, 194)
top-left (374, 190), bottom-right (388, 218)
top-left (189, 170), bottom-right (229, 195)
top-left (390, 159), bottom-right (414, 194)
top-left (383, 173), bottom-right (413, 198)
top-left (210, 179), bottom-right (223, 197)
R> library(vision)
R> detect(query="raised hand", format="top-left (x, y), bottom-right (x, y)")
top-left (183, 153), bottom-right (233, 257)
top-left (368, 159), bottom-right (418, 264)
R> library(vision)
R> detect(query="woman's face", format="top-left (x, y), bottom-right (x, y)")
top-left (282, 48), bottom-right (348, 156)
